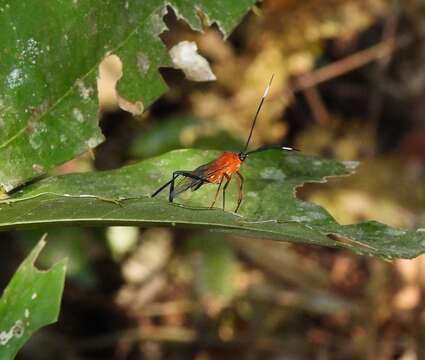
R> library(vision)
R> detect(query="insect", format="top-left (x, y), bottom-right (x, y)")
top-left (151, 75), bottom-right (296, 213)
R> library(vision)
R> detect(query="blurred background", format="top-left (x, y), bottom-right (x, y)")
top-left (3, 0), bottom-right (425, 358)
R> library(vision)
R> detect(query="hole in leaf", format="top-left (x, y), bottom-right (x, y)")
top-left (97, 54), bottom-right (144, 116)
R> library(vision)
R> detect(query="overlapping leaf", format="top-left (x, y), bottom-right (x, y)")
top-left (0, 0), bottom-right (255, 192)
top-left (0, 236), bottom-right (66, 359)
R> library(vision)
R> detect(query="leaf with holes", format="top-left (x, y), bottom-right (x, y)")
top-left (0, 0), bottom-right (256, 192)
top-left (0, 235), bottom-right (66, 359)
top-left (1, 149), bottom-right (424, 259)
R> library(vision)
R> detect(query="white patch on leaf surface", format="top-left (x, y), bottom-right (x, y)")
top-left (289, 215), bottom-right (314, 222)
top-left (32, 164), bottom-right (44, 174)
top-left (75, 79), bottom-right (93, 101)
top-left (137, 52), bottom-right (150, 74)
top-left (0, 320), bottom-right (25, 346)
top-left (21, 38), bottom-right (41, 65)
top-left (385, 227), bottom-right (406, 236)
top-left (307, 211), bottom-right (327, 220)
top-left (169, 41), bottom-right (216, 82)
top-left (29, 122), bottom-right (48, 150)
top-left (6, 68), bottom-right (25, 89)
top-left (72, 108), bottom-right (84, 123)
top-left (246, 191), bottom-right (259, 199)
top-left (260, 167), bottom-right (286, 181)
top-left (157, 159), bottom-right (169, 167)
top-left (86, 136), bottom-right (102, 148)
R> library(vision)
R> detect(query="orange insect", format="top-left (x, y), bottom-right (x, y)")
top-left (151, 75), bottom-right (296, 212)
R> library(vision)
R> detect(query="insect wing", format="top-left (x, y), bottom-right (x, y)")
top-left (197, 159), bottom-right (227, 181)
top-left (171, 175), bottom-right (203, 198)
top-left (171, 160), bottom-right (226, 198)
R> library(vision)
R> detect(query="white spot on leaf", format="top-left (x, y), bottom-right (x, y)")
top-left (289, 215), bottom-right (313, 222)
top-left (29, 122), bottom-right (48, 149)
top-left (0, 320), bottom-right (25, 346)
top-left (169, 41), bottom-right (216, 82)
top-left (31, 293), bottom-right (37, 300)
top-left (75, 79), bottom-right (93, 101)
top-left (385, 227), bottom-right (406, 236)
top-left (32, 164), bottom-right (44, 173)
top-left (260, 167), bottom-right (286, 181)
top-left (6, 68), bottom-right (24, 89)
top-left (157, 159), bottom-right (169, 166)
top-left (307, 211), bottom-right (327, 220)
top-left (137, 52), bottom-right (150, 74)
top-left (286, 157), bottom-right (300, 165)
top-left (21, 38), bottom-right (41, 65)
top-left (72, 108), bottom-right (84, 123)
top-left (86, 136), bottom-right (102, 148)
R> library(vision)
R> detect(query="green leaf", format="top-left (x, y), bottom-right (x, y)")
top-left (0, 0), bottom-right (256, 192)
top-left (1, 149), bottom-right (424, 259)
top-left (0, 235), bottom-right (66, 359)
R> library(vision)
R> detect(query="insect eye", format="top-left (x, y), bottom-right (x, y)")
top-left (238, 152), bottom-right (246, 161)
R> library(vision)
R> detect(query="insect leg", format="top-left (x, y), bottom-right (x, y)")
top-left (209, 176), bottom-right (224, 209)
top-left (234, 171), bottom-right (244, 213)
top-left (152, 171), bottom-right (207, 202)
top-left (168, 172), bottom-right (180, 203)
top-left (151, 178), bottom-right (175, 198)
top-left (222, 174), bottom-right (231, 211)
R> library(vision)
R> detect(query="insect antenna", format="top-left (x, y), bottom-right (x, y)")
top-left (242, 74), bottom-right (274, 154)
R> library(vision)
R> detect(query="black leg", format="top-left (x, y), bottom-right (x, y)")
top-left (222, 174), bottom-right (231, 211)
top-left (210, 177), bottom-right (224, 209)
top-left (151, 178), bottom-right (174, 198)
top-left (168, 172), bottom-right (179, 202)
top-left (234, 171), bottom-right (244, 213)
top-left (151, 171), bottom-right (207, 203)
